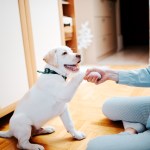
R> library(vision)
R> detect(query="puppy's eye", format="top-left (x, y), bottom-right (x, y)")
top-left (62, 52), bottom-right (67, 55)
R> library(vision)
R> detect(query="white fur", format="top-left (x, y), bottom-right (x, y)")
top-left (0, 46), bottom-right (85, 150)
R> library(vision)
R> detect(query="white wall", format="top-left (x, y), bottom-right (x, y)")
top-left (0, 0), bottom-right (29, 108)
top-left (28, 0), bottom-right (62, 70)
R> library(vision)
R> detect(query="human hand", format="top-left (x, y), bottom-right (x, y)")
top-left (84, 68), bottom-right (109, 85)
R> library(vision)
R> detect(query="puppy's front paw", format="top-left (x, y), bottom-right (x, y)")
top-left (73, 131), bottom-right (86, 140)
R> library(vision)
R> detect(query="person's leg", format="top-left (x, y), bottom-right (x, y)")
top-left (86, 96), bottom-right (150, 150)
top-left (102, 96), bottom-right (150, 133)
top-left (87, 130), bottom-right (150, 150)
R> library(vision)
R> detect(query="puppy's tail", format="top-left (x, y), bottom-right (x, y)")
top-left (0, 130), bottom-right (13, 138)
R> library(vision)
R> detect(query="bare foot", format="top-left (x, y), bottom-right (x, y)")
top-left (125, 127), bottom-right (138, 134)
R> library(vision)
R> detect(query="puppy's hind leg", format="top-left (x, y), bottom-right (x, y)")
top-left (15, 124), bottom-right (44, 150)
top-left (10, 115), bottom-right (44, 150)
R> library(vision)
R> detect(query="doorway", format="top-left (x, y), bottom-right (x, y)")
top-left (120, 0), bottom-right (149, 47)
top-left (98, 0), bottom-right (149, 65)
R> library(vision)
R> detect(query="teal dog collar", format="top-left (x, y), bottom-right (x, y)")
top-left (37, 68), bottom-right (67, 81)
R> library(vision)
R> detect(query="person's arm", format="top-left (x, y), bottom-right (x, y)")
top-left (118, 67), bottom-right (150, 87)
top-left (84, 67), bottom-right (150, 87)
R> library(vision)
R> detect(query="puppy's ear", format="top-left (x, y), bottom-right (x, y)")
top-left (43, 49), bottom-right (58, 67)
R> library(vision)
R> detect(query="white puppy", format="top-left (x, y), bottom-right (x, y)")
top-left (0, 46), bottom-right (86, 150)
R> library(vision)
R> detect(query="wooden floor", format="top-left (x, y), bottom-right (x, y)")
top-left (98, 46), bottom-right (149, 65)
top-left (0, 65), bottom-right (150, 150)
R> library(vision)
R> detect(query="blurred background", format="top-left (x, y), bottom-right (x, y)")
top-left (74, 0), bottom-right (149, 65)
top-left (0, 0), bottom-right (149, 116)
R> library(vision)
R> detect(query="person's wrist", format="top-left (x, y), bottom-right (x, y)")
top-left (106, 70), bottom-right (119, 82)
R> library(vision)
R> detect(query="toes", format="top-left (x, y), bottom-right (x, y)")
top-left (37, 146), bottom-right (44, 150)
top-left (33, 144), bottom-right (45, 150)
top-left (17, 142), bottom-right (45, 150)
top-left (33, 126), bottom-right (55, 136)
top-left (73, 131), bottom-right (86, 140)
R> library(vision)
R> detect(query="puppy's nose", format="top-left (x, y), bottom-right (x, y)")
top-left (76, 54), bottom-right (81, 59)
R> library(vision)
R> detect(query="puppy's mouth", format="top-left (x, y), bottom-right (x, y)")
top-left (64, 63), bottom-right (79, 72)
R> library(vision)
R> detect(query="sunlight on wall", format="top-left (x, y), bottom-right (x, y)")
top-left (29, 0), bottom-right (62, 71)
